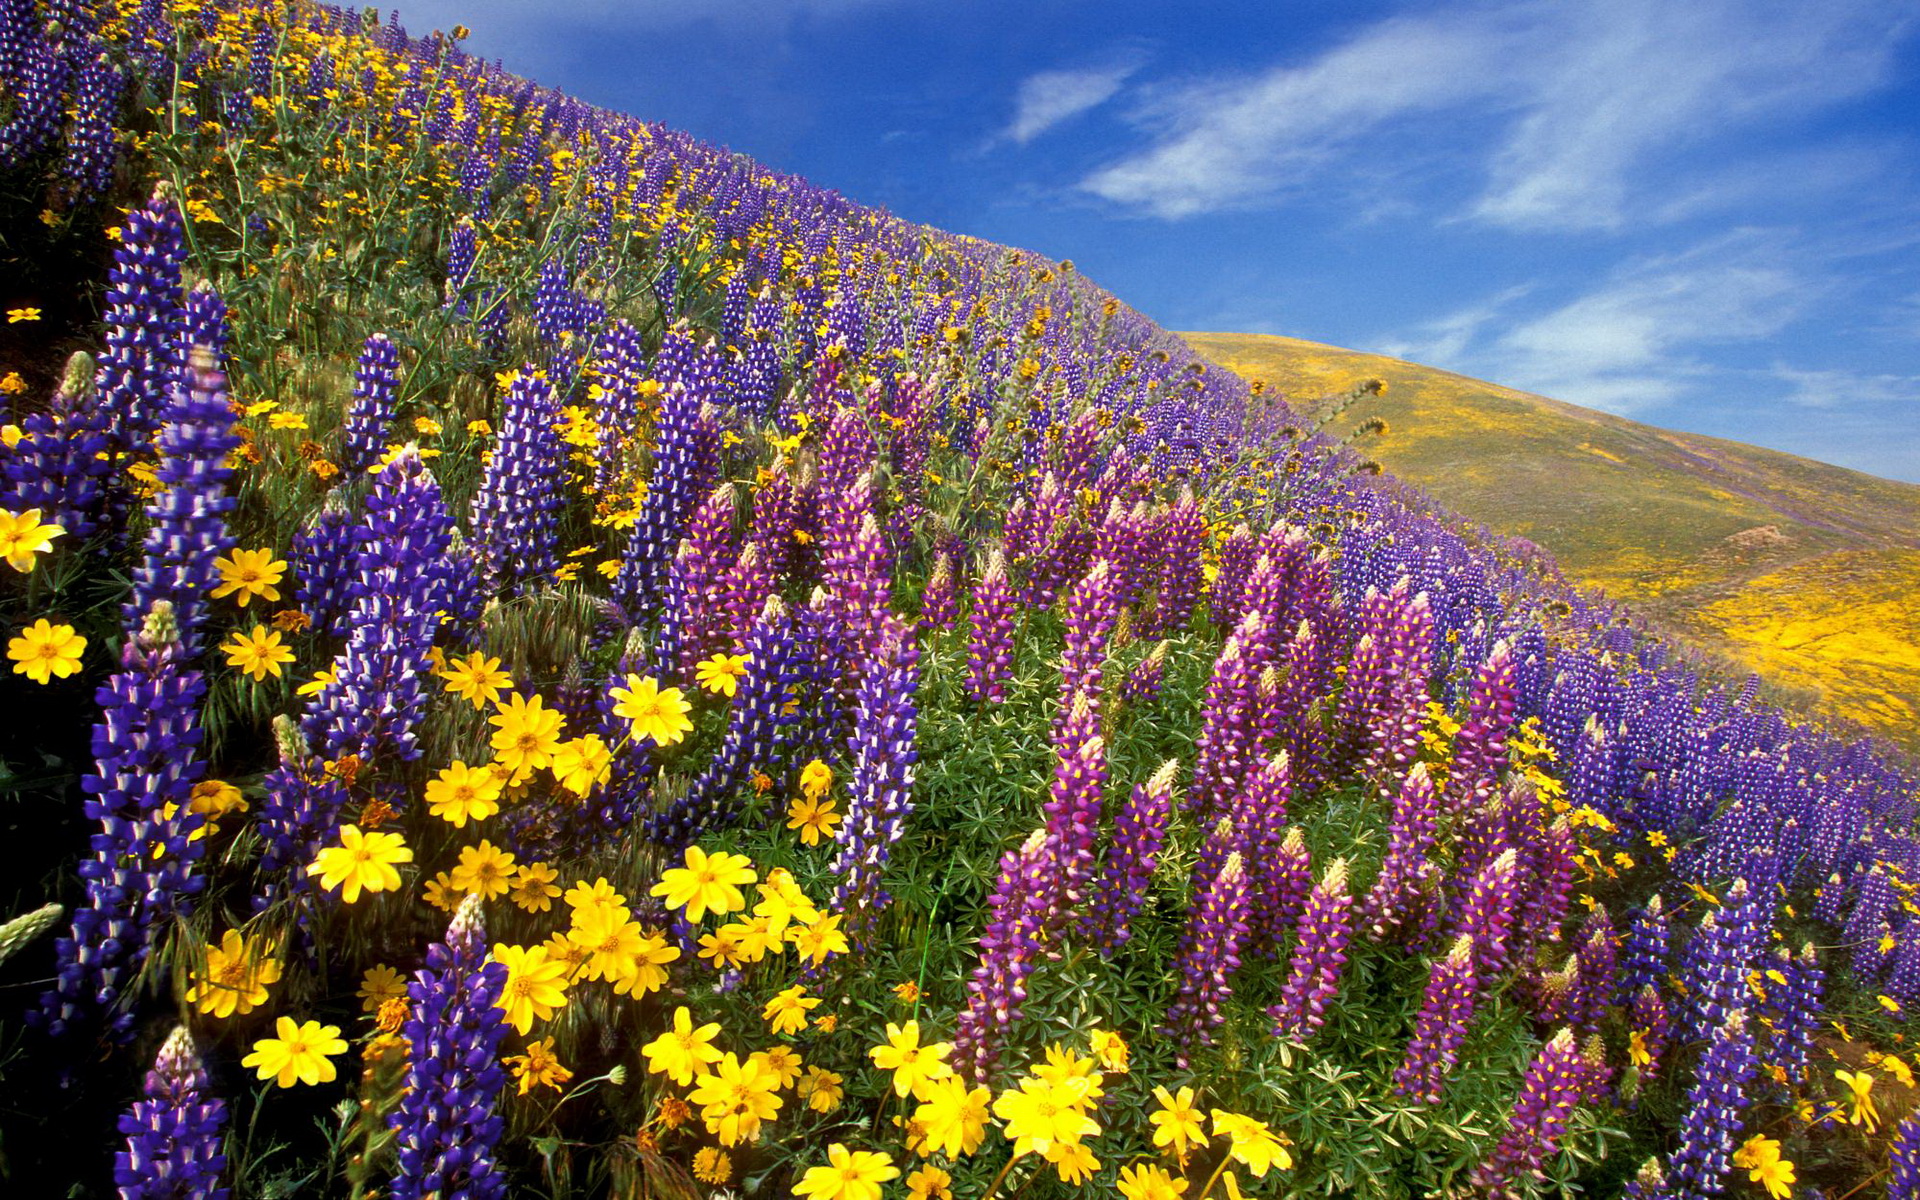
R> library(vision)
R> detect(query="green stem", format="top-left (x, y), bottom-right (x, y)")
top-left (982, 1150), bottom-right (1025, 1200)
top-left (1196, 1154), bottom-right (1234, 1200)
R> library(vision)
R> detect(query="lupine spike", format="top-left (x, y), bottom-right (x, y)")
top-left (339, 332), bottom-right (401, 477)
top-left (390, 896), bottom-right (509, 1200)
top-left (1086, 758), bottom-right (1177, 952)
top-left (964, 547), bottom-right (1015, 704)
top-left (1164, 846), bottom-right (1254, 1065)
top-left (1394, 934), bottom-right (1478, 1104)
top-left (470, 368), bottom-right (566, 591)
top-left (1270, 858), bottom-right (1353, 1041)
top-left (114, 1025), bottom-right (229, 1200)
top-left (1469, 1027), bottom-right (1588, 1199)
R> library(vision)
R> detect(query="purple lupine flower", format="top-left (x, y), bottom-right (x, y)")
top-left (820, 480), bottom-right (895, 654)
top-left (1394, 934), bottom-right (1478, 1104)
top-left (338, 333), bottom-right (400, 478)
top-left (1628, 984), bottom-right (1671, 1084)
top-left (718, 540), bottom-right (775, 652)
top-left (1054, 558), bottom-right (1118, 725)
top-left (1091, 498), bottom-right (1146, 607)
top-left (390, 896), bottom-right (509, 1200)
top-left (1469, 1027), bottom-right (1587, 1200)
top-left (1451, 789), bottom-right (1515, 888)
top-left (1271, 617), bottom-right (1330, 796)
top-left (1237, 751), bottom-right (1298, 954)
top-left (1011, 472), bottom-right (1080, 610)
top-left (617, 379), bottom-right (716, 615)
top-left (1268, 825), bottom-right (1315, 935)
top-left (830, 620), bottom-right (921, 922)
top-left (1370, 586), bottom-right (1434, 784)
top-left (1450, 640), bottom-right (1517, 812)
top-left (1512, 813), bottom-right (1578, 963)
top-left (1210, 523), bottom-right (1257, 625)
top-left (1362, 762), bottom-right (1441, 942)
top-left (814, 402), bottom-right (875, 498)
top-left (1145, 487), bottom-right (1204, 635)
top-left (114, 1025), bottom-right (229, 1200)
top-left (1333, 579), bottom-right (1433, 788)
top-left (1577, 1031), bottom-right (1615, 1107)
top-left (1188, 609), bottom-right (1274, 822)
top-left (41, 601), bottom-right (209, 1042)
top-left (1164, 842), bottom-right (1254, 1066)
top-left (292, 496), bottom-right (365, 638)
top-left (251, 715), bottom-right (351, 904)
top-left (181, 285), bottom-right (228, 367)
top-left (1623, 1159), bottom-right (1669, 1200)
top-left (1759, 942), bottom-right (1823, 1091)
top-left (1891, 1112), bottom-right (1920, 1200)
top-left (649, 598), bottom-right (806, 847)
top-left (1086, 759), bottom-right (1177, 952)
top-left (1890, 919), bottom-right (1920, 1005)
top-left (1119, 639), bottom-right (1169, 706)
top-left (918, 550), bottom-right (958, 634)
top-left (1039, 695), bottom-right (1107, 915)
top-left (1529, 955), bottom-right (1580, 1030)
top-left (964, 547), bottom-right (1015, 705)
top-left (0, 7), bottom-right (63, 169)
top-left (1446, 848), bottom-right (1522, 988)
top-left (469, 368), bottom-right (565, 591)
top-left (1270, 858), bottom-right (1353, 1042)
top-left (443, 217), bottom-right (478, 311)
top-left (954, 828), bottom-right (1055, 1083)
top-left (1855, 918), bottom-right (1896, 983)
top-left (746, 458), bottom-right (800, 580)
top-left (1662, 1009), bottom-right (1759, 1200)
top-left (60, 43), bottom-right (120, 202)
top-left (1569, 906), bottom-right (1617, 1038)
top-left (669, 482), bottom-right (738, 675)
top-left (1678, 879), bottom-right (1769, 1045)
top-left (95, 186), bottom-right (187, 455)
top-left (302, 447), bottom-right (452, 767)
top-left (124, 348), bottom-right (238, 652)
top-left (1567, 716), bottom-right (1617, 825)
top-left (1618, 894), bottom-right (1670, 1003)
top-left (0, 352), bottom-right (113, 538)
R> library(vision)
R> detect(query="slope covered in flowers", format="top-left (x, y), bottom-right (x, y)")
top-left (1181, 331), bottom-right (1920, 754)
top-left (0, 3), bottom-right (1917, 1198)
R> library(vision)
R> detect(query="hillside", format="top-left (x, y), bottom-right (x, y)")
top-left (1182, 330), bottom-right (1920, 752)
top-left (2, 4), bottom-right (1916, 1197)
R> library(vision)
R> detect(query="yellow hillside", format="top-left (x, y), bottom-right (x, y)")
top-left (1182, 330), bottom-right (1920, 752)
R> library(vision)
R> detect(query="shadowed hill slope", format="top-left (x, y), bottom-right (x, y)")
top-left (1182, 330), bottom-right (1920, 752)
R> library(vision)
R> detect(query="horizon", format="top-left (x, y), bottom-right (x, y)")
top-left (391, 0), bottom-right (1920, 484)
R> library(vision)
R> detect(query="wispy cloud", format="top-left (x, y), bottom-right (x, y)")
top-left (1472, 1), bottom-right (1906, 231)
top-left (1383, 233), bottom-right (1811, 414)
top-left (1002, 61), bottom-right (1140, 146)
top-left (1080, 12), bottom-right (1514, 219)
top-left (1080, 0), bottom-right (1912, 228)
top-left (1774, 365), bottom-right (1920, 408)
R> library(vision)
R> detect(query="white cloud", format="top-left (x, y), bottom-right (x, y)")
top-left (1079, 0), bottom-right (1912, 228)
top-left (1472, 0), bottom-right (1905, 231)
top-left (1374, 284), bottom-right (1532, 367)
top-left (1003, 63), bottom-right (1139, 146)
top-left (1774, 366), bottom-right (1920, 409)
top-left (1080, 12), bottom-right (1515, 218)
top-left (1383, 233), bottom-right (1811, 415)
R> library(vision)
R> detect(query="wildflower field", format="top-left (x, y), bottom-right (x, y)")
top-left (1180, 331), bottom-right (1920, 756)
top-left (1, 3), bottom-right (1918, 1197)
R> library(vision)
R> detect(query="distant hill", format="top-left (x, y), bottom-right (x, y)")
top-left (1182, 330), bottom-right (1920, 754)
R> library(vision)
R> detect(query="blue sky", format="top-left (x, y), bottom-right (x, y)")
top-left (394, 0), bottom-right (1920, 482)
